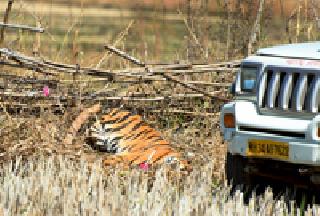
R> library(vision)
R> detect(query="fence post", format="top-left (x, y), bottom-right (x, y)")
top-left (0, 0), bottom-right (14, 46)
top-left (0, 0), bottom-right (14, 115)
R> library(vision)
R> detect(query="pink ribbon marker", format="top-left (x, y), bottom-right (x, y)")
top-left (139, 162), bottom-right (149, 171)
top-left (43, 85), bottom-right (50, 97)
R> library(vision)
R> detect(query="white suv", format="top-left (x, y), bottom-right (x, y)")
top-left (220, 42), bottom-right (320, 188)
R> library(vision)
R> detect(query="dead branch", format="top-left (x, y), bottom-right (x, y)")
top-left (160, 74), bottom-right (229, 102)
top-left (150, 109), bottom-right (218, 117)
top-left (96, 20), bottom-right (134, 69)
top-left (0, 60), bottom-right (57, 76)
top-left (0, 89), bottom-right (225, 105)
top-left (0, 47), bottom-right (239, 77)
top-left (178, 9), bottom-right (206, 60)
top-left (104, 45), bottom-right (231, 102)
top-left (185, 81), bottom-right (231, 87)
top-left (0, 48), bottom-right (115, 79)
top-left (105, 45), bottom-right (145, 67)
top-left (0, 22), bottom-right (44, 33)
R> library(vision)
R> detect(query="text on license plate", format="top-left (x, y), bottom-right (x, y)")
top-left (247, 139), bottom-right (289, 159)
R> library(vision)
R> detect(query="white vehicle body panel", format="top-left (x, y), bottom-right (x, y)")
top-left (221, 101), bottom-right (320, 165)
top-left (221, 42), bottom-right (320, 167)
top-left (256, 42), bottom-right (320, 60)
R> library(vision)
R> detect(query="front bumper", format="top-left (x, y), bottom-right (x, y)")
top-left (229, 132), bottom-right (320, 165)
top-left (221, 101), bottom-right (320, 165)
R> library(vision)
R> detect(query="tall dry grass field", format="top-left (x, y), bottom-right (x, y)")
top-left (0, 155), bottom-right (319, 215)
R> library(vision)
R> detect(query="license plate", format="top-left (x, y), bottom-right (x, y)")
top-left (247, 139), bottom-right (289, 159)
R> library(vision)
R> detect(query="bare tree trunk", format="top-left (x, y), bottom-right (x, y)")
top-left (247, 0), bottom-right (265, 56)
top-left (0, 0), bottom-right (14, 46)
top-left (225, 1), bottom-right (231, 60)
top-left (296, 1), bottom-right (302, 43)
top-left (0, 0), bottom-right (14, 109)
top-left (202, 0), bottom-right (209, 62)
top-left (187, 0), bottom-right (193, 62)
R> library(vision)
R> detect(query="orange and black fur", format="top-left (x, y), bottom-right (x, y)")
top-left (82, 105), bottom-right (190, 171)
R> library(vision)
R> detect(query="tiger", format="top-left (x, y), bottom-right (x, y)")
top-left (64, 103), bottom-right (191, 172)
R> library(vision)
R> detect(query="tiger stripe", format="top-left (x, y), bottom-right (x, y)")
top-left (86, 106), bottom-right (191, 171)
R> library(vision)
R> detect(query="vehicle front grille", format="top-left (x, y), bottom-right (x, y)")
top-left (258, 66), bottom-right (320, 113)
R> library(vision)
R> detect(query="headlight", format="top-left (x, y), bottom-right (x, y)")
top-left (240, 66), bottom-right (258, 93)
top-left (224, 113), bottom-right (235, 128)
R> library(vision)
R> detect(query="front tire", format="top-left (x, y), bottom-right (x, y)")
top-left (226, 152), bottom-right (253, 195)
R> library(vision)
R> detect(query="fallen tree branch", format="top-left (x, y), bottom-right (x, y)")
top-left (160, 73), bottom-right (229, 102)
top-left (96, 20), bottom-right (134, 69)
top-left (0, 22), bottom-right (44, 33)
top-left (150, 109), bottom-right (219, 117)
top-left (104, 45), bottom-right (230, 102)
top-left (104, 45), bottom-right (145, 67)
top-left (0, 48), bottom-right (115, 79)
top-left (0, 47), bottom-right (238, 78)
top-left (0, 60), bottom-right (58, 76)
top-left (0, 48), bottom-right (236, 102)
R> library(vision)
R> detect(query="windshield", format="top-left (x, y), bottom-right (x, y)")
top-left (240, 66), bottom-right (258, 93)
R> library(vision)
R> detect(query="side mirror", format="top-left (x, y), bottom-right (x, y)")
top-left (229, 82), bottom-right (236, 95)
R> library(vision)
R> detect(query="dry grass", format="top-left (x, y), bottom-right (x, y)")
top-left (0, 109), bottom-right (320, 215)
top-left (0, 108), bottom-right (103, 163)
top-left (0, 1), bottom-right (319, 214)
top-left (0, 103), bottom-right (225, 175)
top-left (0, 155), bottom-right (318, 215)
